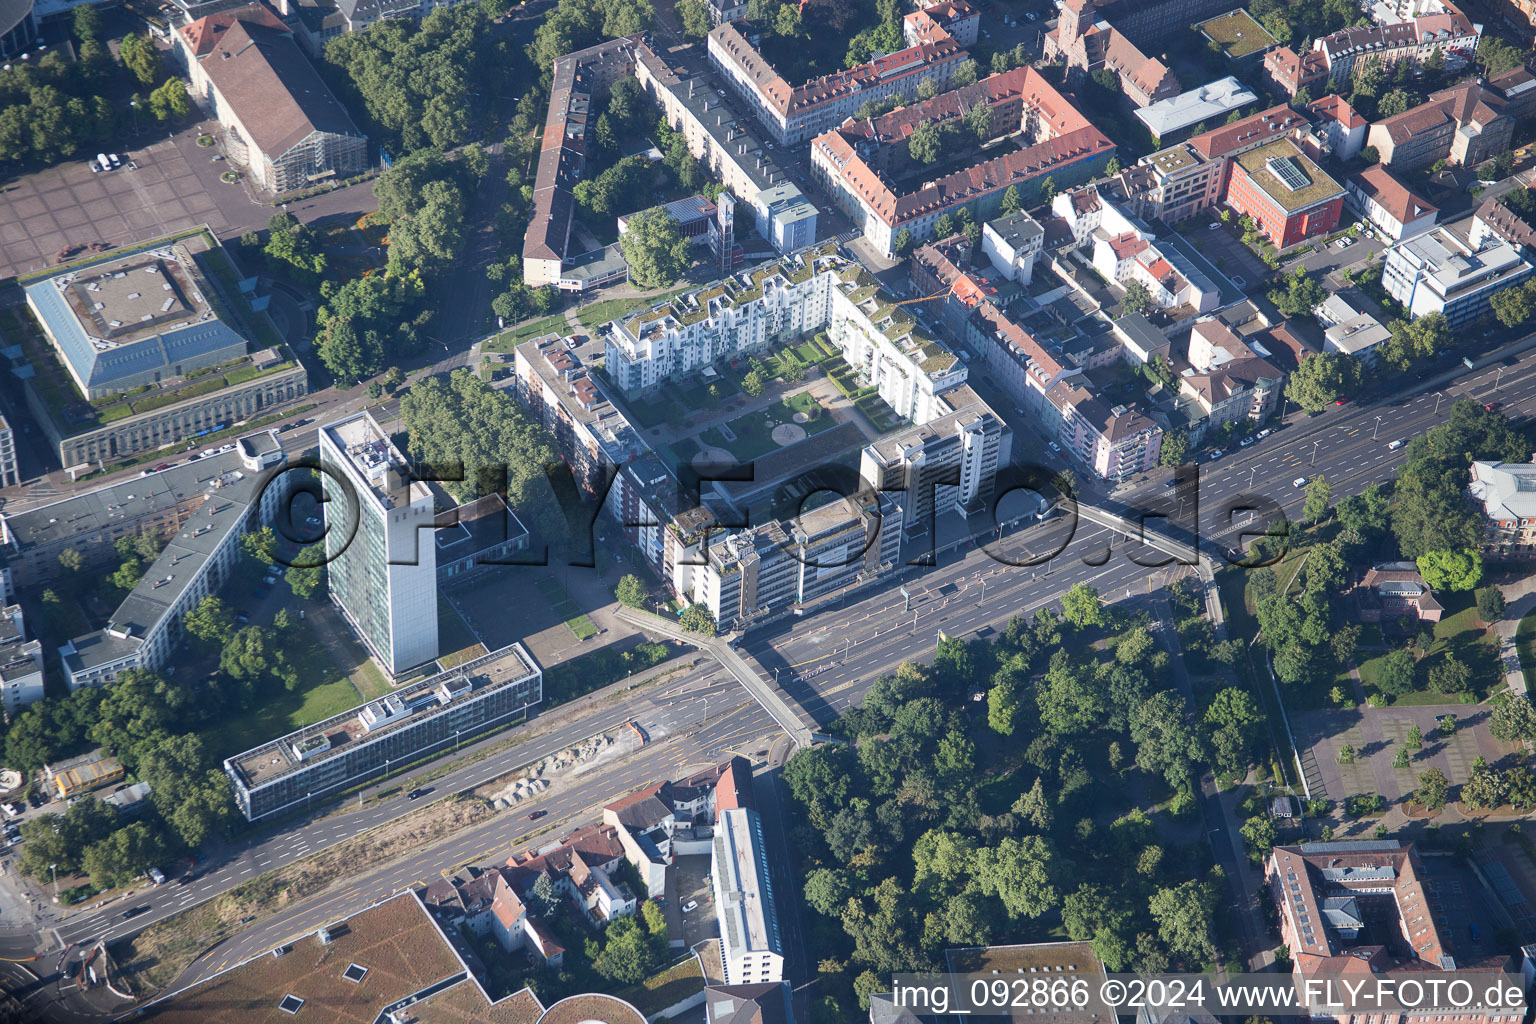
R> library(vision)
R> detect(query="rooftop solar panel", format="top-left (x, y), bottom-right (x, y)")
top-left (1267, 155), bottom-right (1310, 190)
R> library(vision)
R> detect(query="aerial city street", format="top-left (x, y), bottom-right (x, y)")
top-left (3, 0), bottom-right (1536, 1020)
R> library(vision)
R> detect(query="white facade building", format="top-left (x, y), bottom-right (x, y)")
top-left (320, 412), bottom-right (439, 676)
top-left (604, 245), bottom-right (966, 424)
top-left (981, 212), bottom-right (1045, 284)
top-left (712, 807), bottom-right (785, 985)
top-left (0, 605), bottom-right (42, 722)
top-left (1382, 223), bottom-right (1534, 327)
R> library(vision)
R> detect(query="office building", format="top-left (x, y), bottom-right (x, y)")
top-left (59, 432), bottom-right (288, 690)
top-left (712, 807), bottom-right (785, 985)
top-left (860, 384), bottom-right (1012, 534)
top-left (175, 5), bottom-right (368, 194)
top-left (1195, 9), bottom-right (1279, 61)
top-left (1346, 166), bottom-right (1438, 241)
top-left (635, 45), bottom-right (819, 255)
top-left (1266, 839), bottom-right (1521, 1020)
top-left (1368, 83), bottom-right (1511, 172)
top-left (19, 231), bottom-right (308, 470)
top-left (811, 66), bottom-right (1114, 256)
top-left (707, 14), bottom-right (967, 146)
top-left (433, 494), bottom-right (531, 584)
top-left (1224, 139), bottom-right (1344, 249)
top-left (225, 644), bottom-right (542, 820)
top-left (1134, 77), bottom-right (1257, 143)
top-left (320, 411), bottom-right (439, 676)
top-left (1382, 221), bottom-right (1533, 326)
top-left (1470, 461), bottom-right (1536, 557)
top-left (0, 605), bottom-right (42, 722)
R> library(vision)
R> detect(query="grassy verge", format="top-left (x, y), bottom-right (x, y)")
top-left (542, 640), bottom-right (676, 706)
top-left (113, 795), bottom-right (499, 991)
top-left (484, 314), bottom-right (568, 353)
top-left (1517, 611), bottom-right (1536, 685)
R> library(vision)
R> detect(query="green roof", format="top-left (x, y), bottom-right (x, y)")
top-left (1196, 9), bottom-right (1278, 58)
top-left (1234, 139), bottom-right (1344, 213)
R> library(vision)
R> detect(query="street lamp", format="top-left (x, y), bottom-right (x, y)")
top-left (1311, 440), bottom-right (1320, 466)
top-left (1434, 392), bottom-right (1444, 414)
top-left (455, 729), bottom-right (462, 753)
top-left (50, 863), bottom-right (57, 904)
top-left (1372, 414), bottom-right (1382, 440)
top-left (1496, 367), bottom-right (1505, 391)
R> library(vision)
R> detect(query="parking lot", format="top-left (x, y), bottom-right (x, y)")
top-left (1180, 216), bottom-right (1271, 290)
top-left (668, 854), bottom-right (719, 950)
top-left (0, 122), bottom-right (377, 280)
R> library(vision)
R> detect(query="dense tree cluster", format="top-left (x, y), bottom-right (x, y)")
top-left (789, 605), bottom-right (1232, 1017)
top-left (262, 212), bottom-right (328, 287)
top-left (325, 5), bottom-right (506, 154)
top-left (529, 0), bottom-right (655, 72)
top-left (1284, 352), bottom-right (1363, 413)
top-left (1391, 400), bottom-right (1526, 559)
top-left (401, 368), bottom-right (562, 532)
top-left (619, 208), bottom-right (692, 288)
top-left (0, 48), bottom-right (122, 165)
top-left (314, 267), bottom-right (428, 383)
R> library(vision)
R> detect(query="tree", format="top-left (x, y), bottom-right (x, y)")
top-left (1378, 88), bottom-right (1412, 117)
top-left (973, 835), bottom-right (1058, 917)
top-left (952, 58), bottom-right (978, 87)
top-left (1131, 691), bottom-right (1204, 789)
top-left (593, 917), bottom-right (657, 984)
top-left (1490, 280), bottom-right (1536, 328)
top-left (1415, 765), bottom-right (1449, 811)
top-left (1406, 722), bottom-right (1423, 750)
top-left (1441, 713), bottom-right (1457, 735)
top-left (1462, 756), bottom-right (1504, 810)
top-left (1269, 267), bottom-right (1327, 317)
top-left (614, 574), bottom-right (648, 608)
top-left (620, 209), bottom-right (691, 288)
top-left (1376, 649), bottom-right (1416, 697)
top-left (933, 212), bottom-right (955, 239)
top-left (1158, 429), bottom-right (1189, 467)
top-left (120, 33), bottom-right (161, 87)
top-left (241, 526), bottom-right (278, 565)
top-left (1285, 352), bottom-right (1361, 412)
top-left (1478, 35), bottom-right (1524, 77)
top-left (999, 185), bottom-right (1022, 217)
top-left (1148, 879), bottom-right (1218, 965)
top-left (917, 77), bottom-right (939, 101)
top-left (1104, 156), bottom-right (1122, 176)
top-left (803, 868), bottom-right (851, 915)
top-left (1060, 583), bottom-right (1103, 629)
top-left (1488, 692), bottom-right (1536, 747)
top-left (58, 548), bottom-right (83, 573)
top-left (1240, 815), bottom-right (1277, 860)
top-left (1121, 281), bottom-right (1154, 316)
top-left (680, 604), bottom-right (716, 636)
top-left (1416, 548), bottom-right (1482, 592)
top-left (1302, 475), bottom-right (1332, 524)
top-left (893, 228), bottom-right (914, 258)
top-left (1428, 654), bottom-right (1471, 695)
top-left (674, 0), bottom-right (710, 35)
top-left (184, 596), bottom-right (234, 645)
top-left (529, 873), bottom-right (560, 917)
top-left (288, 545), bottom-right (326, 599)
top-left (908, 121), bottom-right (944, 164)
top-left (1039, 176), bottom-right (1057, 205)
top-left (220, 626), bottom-right (270, 683)
top-left (963, 100), bottom-right (993, 144)
top-left (741, 369), bottom-right (765, 397)
top-left (72, 3), bottom-right (103, 41)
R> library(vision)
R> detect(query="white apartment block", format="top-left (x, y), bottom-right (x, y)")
top-left (1054, 186), bottom-right (1218, 313)
top-left (1382, 222), bottom-right (1533, 327)
top-left (981, 212), bottom-right (1045, 284)
top-left (60, 433), bottom-right (288, 690)
top-left (604, 245), bottom-right (966, 424)
top-left (686, 492), bottom-right (902, 631)
top-left (712, 807), bottom-right (785, 985)
top-left (860, 384), bottom-right (1012, 534)
top-left (320, 412), bottom-right (439, 676)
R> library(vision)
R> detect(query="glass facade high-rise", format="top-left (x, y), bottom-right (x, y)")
top-left (319, 412), bottom-right (439, 675)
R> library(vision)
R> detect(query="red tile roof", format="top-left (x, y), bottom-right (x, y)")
top-left (1189, 103), bottom-right (1305, 160)
top-left (1307, 93), bottom-right (1366, 130)
top-left (177, 2), bottom-right (287, 57)
top-left (1349, 165), bottom-right (1437, 226)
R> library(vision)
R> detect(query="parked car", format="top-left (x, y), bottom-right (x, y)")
top-left (148, 867), bottom-right (166, 885)
top-left (1047, 441), bottom-right (1061, 453)
top-left (1207, 222), bottom-right (1221, 231)
top-left (1334, 397), bottom-right (1348, 406)
top-left (682, 900), bottom-right (699, 913)
top-left (1, 803), bottom-right (21, 819)
top-left (1485, 402), bottom-right (1501, 411)
top-left (1239, 436), bottom-right (1255, 447)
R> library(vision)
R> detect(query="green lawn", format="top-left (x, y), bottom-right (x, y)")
top-left (485, 314), bottom-right (568, 353)
top-left (1517, 610), bottom-right (1536, 684)
top-left (575, 287), bottom-right (691, 329)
